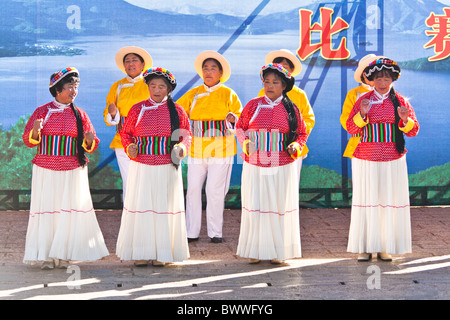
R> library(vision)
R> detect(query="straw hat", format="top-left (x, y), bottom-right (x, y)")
top-left (265, 49), bottom-right (302, 77)
top-left (115, 46), bottom-right (152, 74)
top-left (194, 50), bottom-right (231, 83)
top-left (354, 54), bottom-right (384, 83)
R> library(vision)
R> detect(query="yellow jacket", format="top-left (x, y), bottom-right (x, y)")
top-left (176, 83), bottom-right (242, 158)
top-left (258, 85), bottom-right (315, 157)
top-left (340, 84), bottom-right (371, 157)
top-left (104, 76), bottom-right (150, 149)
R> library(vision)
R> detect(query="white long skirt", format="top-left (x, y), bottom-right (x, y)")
top-left (347, 157), bottom-right (412, 254)
top-left (237, 161), bottom-right (301, 261)
top-left (23, 165), bottom-right (109, 264)
top-left (115, 161), bottom-right (189, 263)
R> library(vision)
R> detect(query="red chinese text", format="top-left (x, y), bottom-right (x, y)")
top-left (424, 7), bottom-right (450, 61)
top-left (297, 7), bottom-right (350, 61)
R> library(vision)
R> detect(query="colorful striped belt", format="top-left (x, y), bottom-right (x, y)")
top-left (361, 123), bottom-right (396, 143)
top-left (38, 135), bottom-right (77, 156)
top-left (135, 136), bottom-right (172, 155)
top-left (116, 116), bottom-right (127, 133)
top-left (248, 131), bottom-right (288, 152)
top-left (192, 120), bottom-right (231, 138)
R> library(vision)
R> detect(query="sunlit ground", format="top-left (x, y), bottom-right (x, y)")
top-left (1, 254), bottom-right (448, 300)
top-left (0, 258), bottom-right (346, 300)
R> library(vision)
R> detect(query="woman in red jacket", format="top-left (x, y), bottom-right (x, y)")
top-left (22, 67), bottom-right (109, 269)
top-left (346, 58), bottom-right (420, 262)
top-left (235, 64), bottom-right (308, 264)
top-left (116, 67), bottom-right (192, 267)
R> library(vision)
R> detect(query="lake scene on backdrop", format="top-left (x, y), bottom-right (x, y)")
top-left (1, 0), bottom-right (449, 207)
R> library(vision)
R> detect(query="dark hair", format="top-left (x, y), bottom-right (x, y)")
top-left (145, 74), bottom-right (181, 168)
top-left (70, 103), bottom-right (87, 167)
top-left (202, 58), bottom-right (223, 71)
top-left (263, 69), bottom-right (298, 146)
top-left (123, 53), bottom-right (144, 64)
top-left (360, 73), bottom-right (369, 84)
top-left (273, 57), bottom-right (295, 71)
top-left (389, 87), bottom-right (406, 155)
top-left (282, 90), bottom-right (298, 146)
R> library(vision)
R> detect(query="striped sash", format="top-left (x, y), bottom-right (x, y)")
top-left (192, 120), bottom-right (231, 138)
top-left (38, 135), bottom-right (77, 156)
top-left (116, 116), bottom-right (126, 133)
top-left (135, 136), bottom-right (172, 155)
top-left (361, 123), bottom-right (396, 143)
top-left (248, 131), bottom-right (288, 152)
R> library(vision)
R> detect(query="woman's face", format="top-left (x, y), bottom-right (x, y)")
top-left (124, 53), bottom-right (145, 79)
top-left (147, 78), bottom-right (169, 103)
top-left (56, 81), bottom-right (78, 104)
top-left (276, 58), bottom-right (293, 74)
top-left (202, 59), bottom-right (223, 87)
top-left (373, 73), bottom-right (393, 94)
top-left (263, 72), bottom-right (286, 102)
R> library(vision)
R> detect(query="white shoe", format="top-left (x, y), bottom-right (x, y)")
top-left (134, 260), bottom-right (148, 267)
top-left (57, 260), bottom-right (70, 269)
top-left (357, 253), bottom-right (372, 262)
top-left (377, 252), bottom-right (392, 261)
top-left (41, 261), bottom-right (55, 270)
top-left (152, 260), bottom-right (166, 267)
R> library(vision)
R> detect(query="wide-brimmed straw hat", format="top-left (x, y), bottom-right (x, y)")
top-left (49, 67), bottom-right (79, 88)
top-left (194, 50), bottom-right (231, 83)
top-left (265, 49), bottom-right (302, 77)
top-left (143, 67), bottom-right (177, 91)
top-left (354, 54), bottom-right (384, 83)
top-left (115, 46), bottom-right (152, 74)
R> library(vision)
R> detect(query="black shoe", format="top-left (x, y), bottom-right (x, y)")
top-left (210, 237), bottom-right (223, 243)
top-left (187, 237), bottom-right (199, 243)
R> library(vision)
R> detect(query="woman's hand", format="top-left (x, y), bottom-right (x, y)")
top-left (226, 113), bottom-right (235, 124)
top-left (84, 131), bottom-right (94, 149)
top-left (108, 103), bottom-right (118, 118)
top-left (32, 119), bottom-right (43, 140)
top-left (286, 143), bottom-right (299, 156)
top-left (245, 140), bottom-right (256, 156)
top-left (127, 144), bottom-right (138, 158)
top-left (172, 144), bottom-right (186, 159)
top-left (398, 106), bottom-right (409, 123)
top-left (360, 99), bottom-right (370, 119)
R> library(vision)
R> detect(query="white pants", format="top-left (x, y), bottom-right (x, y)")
top-left (115, 148), bottom-right (130, 201)
top-left (185, 156), bottom-right (234, 239)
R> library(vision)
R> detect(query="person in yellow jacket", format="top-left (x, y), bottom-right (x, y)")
top-left (103, 46), bottom-right (152, 200)
top-left (340, 54), bottom-right (381, 157)
top-left (176, 51), bottom-right (242, 243)
top-left (257, 49), bottom-right (315, 181)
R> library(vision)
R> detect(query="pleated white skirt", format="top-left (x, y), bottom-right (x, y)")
top-left (347, 156), bottom-right (412, 254)
top-left (237, 161), bottom-right (301, 261)
top-left (115, 161), bottom-right (189, 263)
top-left (23, 165), bottom-right (109, 264)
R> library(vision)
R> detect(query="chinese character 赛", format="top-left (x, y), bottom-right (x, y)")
top-left (424, 7), bottom-right (450, 62)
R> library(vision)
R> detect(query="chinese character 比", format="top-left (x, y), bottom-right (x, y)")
top-left (297, 7), bottom-right (350, 61)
